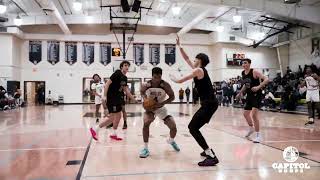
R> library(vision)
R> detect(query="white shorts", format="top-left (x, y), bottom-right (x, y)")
top-left (306, 90), bottom-right (320, 102)
top-left (152, 106), bottom-right (171, 120)
top-left (95, 97), bottom-right (102, 105)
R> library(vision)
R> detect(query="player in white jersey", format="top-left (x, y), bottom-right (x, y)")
top-left (91, 74), bottom-right (107, 123)
top-left (304, 67), bottom-right (320, 125)
top-left (139, 67), bottom-right (180, 158)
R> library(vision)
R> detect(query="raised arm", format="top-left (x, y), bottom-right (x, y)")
top-left (170, 68), bottom-right (203, 84)
top-left (176, 36), bottom-right (195, 69)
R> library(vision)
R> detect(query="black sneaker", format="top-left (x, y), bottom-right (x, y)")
top-left (305, 121), bottom-right (315, 125)
top-left (198, 155), bottom-right (219, 166)
top-left (96, 118), bottom-right (99, 123)
top-left (122, 123), bottom-right (127, 129)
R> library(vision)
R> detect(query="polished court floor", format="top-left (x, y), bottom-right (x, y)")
top-left (0, 104), bottom-right (319, 180)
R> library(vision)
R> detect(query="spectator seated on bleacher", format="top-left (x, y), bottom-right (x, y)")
top-left (14, 89), bottom-right (24, 107)
top-left (262, 90), bottom-right (277, 109)
top-left (0, 86), bottom-right (10, 110)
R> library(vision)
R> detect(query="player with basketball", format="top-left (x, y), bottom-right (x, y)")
top-left (139, 67), bottom-right (180, 158)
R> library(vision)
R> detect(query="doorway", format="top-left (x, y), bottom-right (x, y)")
top-left (24, 81), bottom-right (46, 105)
top-left (127, 78), bottom-right (142, 102)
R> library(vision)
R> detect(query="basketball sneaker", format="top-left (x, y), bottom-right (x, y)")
top-left (245, 127), bottom-right (254, 138)
top-left (198, 155), bottom-right (219, 166)
top-left (90, 128), bottom-right (98, 141)
top-left (139, 148), bottom-right (150, 158)
top-left (109, 135), bottom-right (122, 141)
top-left (167, 140), bottom-right (180, 152)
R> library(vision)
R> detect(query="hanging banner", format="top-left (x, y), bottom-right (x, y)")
top-left (29, 41), bottom-right (42, 65)
top-left (149, 44), bottom-right (160, 66)
top-left (65, 42), bottom-right (77, 65)
top-left (47, 41), bottom-right (60, 65)
top-left (165, 44), bottom-right (176, 66)
top-left (100, 43), bottom-right (111, 66)
top-left (83, 42), bottom-right (94, 66)
top-left (133, 43), bottom-right (144, 66)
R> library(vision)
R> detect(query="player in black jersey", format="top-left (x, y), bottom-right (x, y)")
top-left (170, 36), bottom-right (219, 166)
top-left (90, 61), bottom-right (136, 141)
top-left (236, 59), bottom-right (269, 143)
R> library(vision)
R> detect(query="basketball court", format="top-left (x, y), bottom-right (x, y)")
top-left (0, 104), bottom-right (319, 179)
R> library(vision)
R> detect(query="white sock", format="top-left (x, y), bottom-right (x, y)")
top-left (205, 148), bottom-right (215, 158)
top-left (256, 132), bottom-right (260, 137)
top-left (112, 129), bottom-right (117, 136)
top-left (168, 137), bottom-right (174, 143)
top-left (94, 125), bottom-right (100, 132)
top-left (249, 126), bottom-right (254, 131)
top-left (144, 143), bottom-right (148, 149)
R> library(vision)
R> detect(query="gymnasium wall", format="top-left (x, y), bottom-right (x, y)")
top-left (19, 33), bottom-right (211, 103)
top-left (1, 33), bottom-right (280, 103)
top-left (0, 34), bottom-right (21, 88)
top-left (289, 37), bottom-right (313, 71)
top-left (288, 25), bottom-right (320, 72)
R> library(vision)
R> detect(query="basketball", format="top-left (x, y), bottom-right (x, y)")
top-left (143, 98), bottom-right (156, 111)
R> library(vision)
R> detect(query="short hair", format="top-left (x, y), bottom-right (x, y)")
top-left (195, 53), bottom-right (210, 67)
top-left (120, 60), bottom-right (131, 69)
top-left (242, 58), bottom-right (251, 64)
top-left (152, 67), bottom-right (162, 76)
top-left (92, 74), bottom-right (100, 79)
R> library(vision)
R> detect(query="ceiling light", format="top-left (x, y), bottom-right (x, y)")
top-left (233, 15), bottom-right (241, 23)
top-left (172, 5), bottom-right (181, 15)
top-left (14, 16), bottom-right (22, 26)
top-left (156, 18), bottom-right (163, 26)
top-left (216, 25), bottom-right (224, 32)
top-left (0, 1), bottom-right (6, 14)
top-left (73, 1), bottom-right (82, 11)
top-left (233, 9), bottom-right (241, 23)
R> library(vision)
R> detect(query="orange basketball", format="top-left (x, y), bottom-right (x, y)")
top-left (143, 98), bottom-right (156, 110)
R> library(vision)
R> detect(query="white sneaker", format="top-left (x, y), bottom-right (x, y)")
top-left (3, 105), bottom-right (9, 110)
top-left (245, 128), bottom-right (254, 138)
top-left (305, 118), bottom-right (315, 125)
top-left (253, 135), bottom-right (260, 143)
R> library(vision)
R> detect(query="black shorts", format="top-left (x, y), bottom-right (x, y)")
top-left (107, 103), bottom-right (122, 113)
top-left (193, 100), bottom-right (219, 124)
top-left (244, 94), bottom-right (262, 110)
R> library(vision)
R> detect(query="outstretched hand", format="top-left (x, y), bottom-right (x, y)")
top-left (169, 74), bottom-right (179, 83)
top-left (235, 93), bottom-right (242, 100)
